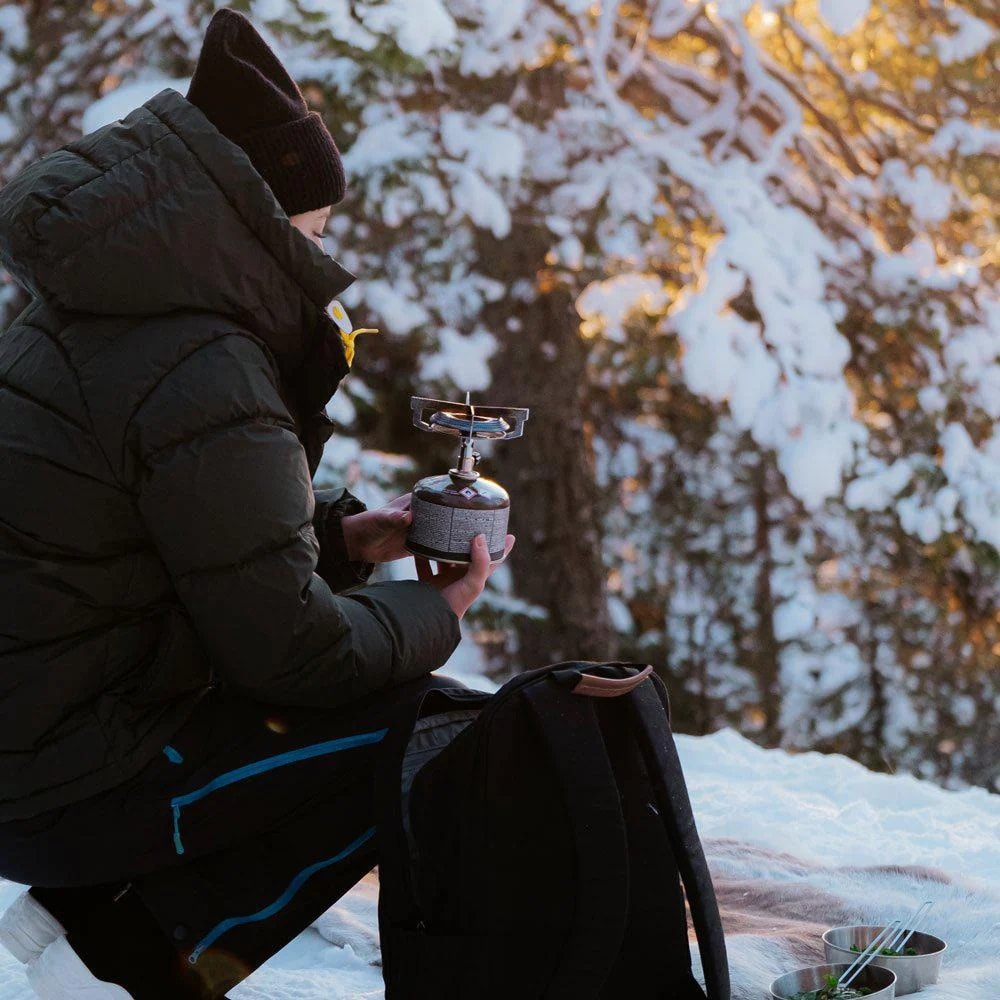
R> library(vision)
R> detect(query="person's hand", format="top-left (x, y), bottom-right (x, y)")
top-left (414, 533), bottom-right (516, 620)
top-left (340, 493), bottom-right (413, 564)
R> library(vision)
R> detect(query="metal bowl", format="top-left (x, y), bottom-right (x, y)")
top-left (824, 926), bottom-right (946, 996)
top-left (770, 962), bottom-right (896, 1000)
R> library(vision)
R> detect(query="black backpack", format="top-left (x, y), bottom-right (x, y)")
top-left (375, 661), bottom-right (731, 999)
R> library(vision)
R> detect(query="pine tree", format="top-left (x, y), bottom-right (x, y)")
top-left (1, 0), bottom-right (996, 787)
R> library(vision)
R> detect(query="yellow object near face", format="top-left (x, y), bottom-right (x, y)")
top-left (326, 299), bottom-right (378, 367)
top-left (287, 208), bottom-right (379, 369)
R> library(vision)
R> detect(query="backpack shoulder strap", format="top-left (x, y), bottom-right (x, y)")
top-left (520, 677), bottom-right (631, 994)
top-left (628, 675), bottom-right (731, 1000)
top-left (375, 685), bottom-right (489, 924)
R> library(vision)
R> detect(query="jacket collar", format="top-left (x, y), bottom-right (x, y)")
top-left (145, 88), bottom-right (355, 403)
top-left (0, 87), bottom-right (356, 411)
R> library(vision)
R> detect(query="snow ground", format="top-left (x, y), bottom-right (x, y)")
top-left (1, 719), bottom-right (996, 998)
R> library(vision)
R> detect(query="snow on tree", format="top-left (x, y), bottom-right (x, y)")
top-left (0, 0), bottom-right (995, 788)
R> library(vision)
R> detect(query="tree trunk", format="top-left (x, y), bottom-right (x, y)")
top-left (479, 225), bottom-right (616, 670)
top-left (753, 457), bottom-right (781, 742)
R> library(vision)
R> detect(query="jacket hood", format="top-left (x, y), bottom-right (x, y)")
top-left (0, 87), bottom-right (357, 381)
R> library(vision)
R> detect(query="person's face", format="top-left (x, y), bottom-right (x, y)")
top-left (288, 205), bottom-right (332, 251)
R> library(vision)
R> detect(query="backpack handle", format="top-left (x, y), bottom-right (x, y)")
top-left (571, 664), bottom-right (653, 698)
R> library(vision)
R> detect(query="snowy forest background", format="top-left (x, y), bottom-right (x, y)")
top-left (0, 0), bottom-right (996, 792)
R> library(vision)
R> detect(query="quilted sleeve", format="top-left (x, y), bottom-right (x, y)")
top-left (129, 332), bottom-right (461, 706)
top-left (312, 486), bottom-right (377, 592)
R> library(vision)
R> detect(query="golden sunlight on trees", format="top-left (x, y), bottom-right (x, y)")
top-left (0, 0), bottom-right (996, 789)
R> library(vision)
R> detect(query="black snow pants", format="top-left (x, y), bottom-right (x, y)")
top-left (0, 672), bottom-right (466, 998)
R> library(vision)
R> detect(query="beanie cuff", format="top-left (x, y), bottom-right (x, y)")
top-left (236, 112), bottom-right (347, 216)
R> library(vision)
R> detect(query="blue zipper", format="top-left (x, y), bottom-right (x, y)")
top-left (169, 728), bottom-right (388, 855)
top-left (187, 826), bottom-right (376, 965)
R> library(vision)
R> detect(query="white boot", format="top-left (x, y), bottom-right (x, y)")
top-left (0, 891), bottom-right (66, 964)
top-left (25, 936), bottom-right (133, 999)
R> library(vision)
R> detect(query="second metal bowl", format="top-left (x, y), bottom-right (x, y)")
top-left (823, 925), bottom-right (946, 996)
top-left (770, 962), bottom-right (896, 999)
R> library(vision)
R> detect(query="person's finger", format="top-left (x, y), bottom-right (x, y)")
top-left (374, 505), bottom-right (408, 520)
top-left (486, 533), bottom-right (516, 574)
top-left (386, 493), bottom-right (412, 510)
top-left (372, 507), bottom-right (409, 532)
top-left (462, 534), bottom-right (492, 590)
top-left (414, 555), bottom-right (434, 582)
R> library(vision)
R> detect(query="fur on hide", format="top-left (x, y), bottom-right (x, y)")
top-left (691, 838), bottom-right (1000, 1000)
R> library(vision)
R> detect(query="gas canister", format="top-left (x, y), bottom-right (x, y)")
top-left (405, 393), bottom-right (529, 564)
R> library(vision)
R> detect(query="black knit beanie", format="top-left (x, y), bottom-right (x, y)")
top-left (186, 7), bottom-right (346, 216)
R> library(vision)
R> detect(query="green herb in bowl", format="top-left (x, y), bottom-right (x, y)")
top-left (849, 942), bottom-right (918, 957)
top-left (788, 972), bottom-right (873, 999)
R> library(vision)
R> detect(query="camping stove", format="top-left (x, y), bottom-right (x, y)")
top-left (405, 393), bottom-right (529, 564)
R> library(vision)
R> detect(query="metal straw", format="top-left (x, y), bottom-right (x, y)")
top-left (894, 905), bottom-right (933, 954)
top-left (839, 920), bottom-right (902, 989)
top-left (883, 900), bottom-right (934, 955)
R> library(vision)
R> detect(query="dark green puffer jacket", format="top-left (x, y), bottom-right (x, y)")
top-left (0, 88), bottom-right (461, 823)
